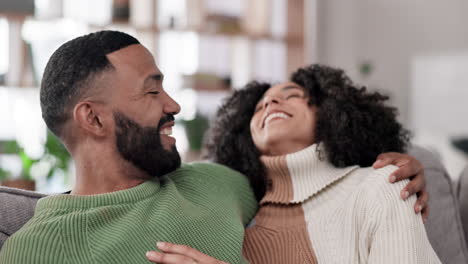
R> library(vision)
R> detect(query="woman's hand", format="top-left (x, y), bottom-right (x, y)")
top-left (373, 152), bottom-right (429, 221)
top-left (146, 242), bottom-right (229, 264)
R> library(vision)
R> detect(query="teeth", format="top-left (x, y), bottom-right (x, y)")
top-left (160, 127), bottom-right (172, 135)
top-left (264, 112), bottom-right (290, 125)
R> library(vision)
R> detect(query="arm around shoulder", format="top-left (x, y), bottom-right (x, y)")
top-left (365, 166), bottom-right (441, 264)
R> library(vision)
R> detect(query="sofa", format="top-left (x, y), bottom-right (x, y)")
top-left (407, 147), bottom-right (468, 263)
top-left (0, 187), bottom-right (46, 245)
top-left (1, 147), bottom-right (467, 264)
top-left (457, 165), bottom-right (468, 248)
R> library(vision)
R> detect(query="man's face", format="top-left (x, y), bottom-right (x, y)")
top-left (105, 44), bottom-right (181, 177)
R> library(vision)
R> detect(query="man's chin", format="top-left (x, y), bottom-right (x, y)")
top-left (141, 148), bottom-right (181, 178)
top-left (163, 145), bottom-right (181, 164)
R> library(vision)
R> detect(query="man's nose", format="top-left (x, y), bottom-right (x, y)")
top-left (165, 95), bottom-right (181, 115)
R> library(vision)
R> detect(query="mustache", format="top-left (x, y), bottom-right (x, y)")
top-left (157, 114), bottom-right (175, 128)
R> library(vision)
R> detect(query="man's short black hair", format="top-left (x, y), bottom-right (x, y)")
top-left (40, 30), bottom-right (140, 136)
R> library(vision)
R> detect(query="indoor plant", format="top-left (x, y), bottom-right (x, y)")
top-left (0, 130), bottom-right (71, 190)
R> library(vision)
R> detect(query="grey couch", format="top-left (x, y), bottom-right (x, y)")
top-left (0, 187), bottom-right (46, 245)
top-left (408, 147), bottom-right (468, 263)
top-left (1, 147), bottom-right (468, 264)
top-left (457, 165), bottom-right (468, 249)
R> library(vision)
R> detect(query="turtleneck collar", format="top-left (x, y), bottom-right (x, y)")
top-left (260, 144), bottom-right (359, 205)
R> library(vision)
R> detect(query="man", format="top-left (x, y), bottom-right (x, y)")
top-left (0, 31), bottom-right (427, 264)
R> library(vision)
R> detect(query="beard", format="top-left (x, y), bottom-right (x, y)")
top-left (113, 111), bottom-right (181, 179)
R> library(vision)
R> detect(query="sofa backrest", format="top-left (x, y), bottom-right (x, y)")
top-left (457, 165), bottom-right (468, 248)
top-left (0, 186), bottom-right (47, 249)
top-left (409, 146), bottom-right (468, 264)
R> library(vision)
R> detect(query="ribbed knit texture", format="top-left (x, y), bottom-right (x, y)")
top-left (243, 144), bottom-right (441, 264)
top-left (0, 163), bottom-right (257, 264)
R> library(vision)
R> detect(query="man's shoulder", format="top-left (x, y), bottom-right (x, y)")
top-left (167, 162), bottom-right (254, 205)
top-left (170, 162), bottom-right (248, 185)
top-left (177, 162), bottom-right (257, 224)
top-left (180, 162), bottom-right (241, 174)
top-left (0, 216), bottom-right (64, 263)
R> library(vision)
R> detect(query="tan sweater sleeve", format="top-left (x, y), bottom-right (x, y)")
top-left (365, 166), bottom-right (441, 264)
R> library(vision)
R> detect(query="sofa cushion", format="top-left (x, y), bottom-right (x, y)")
top-left (458, 165), bottom-right (468, 247)
top-left (0, 186), bottom-right (47, 249)
top-left (409, 146), bottom-right (468, 264)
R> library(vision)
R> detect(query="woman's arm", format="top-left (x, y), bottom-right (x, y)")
top-left (146, 242), bottom-right (228, 264)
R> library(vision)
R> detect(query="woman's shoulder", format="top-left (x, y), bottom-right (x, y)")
top-left (352, 164), bottom-right (414, 214)
top-left (356, 164), bottom-right (402, 193)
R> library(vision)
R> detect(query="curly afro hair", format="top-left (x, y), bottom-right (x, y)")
top-left (204, 64), bottom-right (410, 201)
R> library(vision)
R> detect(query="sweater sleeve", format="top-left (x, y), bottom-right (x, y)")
top-left (365, 165), bottom-right (441, 264)
top-left (0, 220), bottom-right (66, 264)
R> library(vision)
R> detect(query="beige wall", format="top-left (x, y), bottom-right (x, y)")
top-left (311, 0), bottom-right (468, 125)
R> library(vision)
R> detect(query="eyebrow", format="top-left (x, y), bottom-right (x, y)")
top-left (143, 74), bottom-right (164, 89)
top-left (281, 85), bottom-right (303, 92)
top-left (257, 85), bottom-right (304, 103)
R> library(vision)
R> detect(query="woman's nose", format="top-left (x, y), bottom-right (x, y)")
top-left (263, 96), bottom-right (280, 108)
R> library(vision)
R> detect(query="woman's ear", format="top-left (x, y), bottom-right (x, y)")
top-left (73, 101), bottom-right (110, 137)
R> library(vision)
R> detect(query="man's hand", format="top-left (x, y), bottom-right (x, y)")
top-left (146, 242), bottom-right (229, 264)
top-left (373, 152), bottom-right (429, 222)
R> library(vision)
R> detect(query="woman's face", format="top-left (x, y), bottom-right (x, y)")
top-left (250, 81), bottom-right (317, 156)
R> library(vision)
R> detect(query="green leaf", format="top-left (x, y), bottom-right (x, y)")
top-left (19, 150), bottom-right (39, 181)
top-left (43, 130), bottom-right (71, 180)
top-left (3, 140), bottom-right (21, 154)
top-left (46, 168), bottom-right (55, 179)
top-left (0, 167), bottom-right (10, 181)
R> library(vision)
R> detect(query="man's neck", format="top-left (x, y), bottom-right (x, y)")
top-left (71, 177), bottom-right (146, 196)
top-left (71, 152), bottom-right (150, 196)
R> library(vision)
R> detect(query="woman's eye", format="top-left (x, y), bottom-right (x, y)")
top-left (148, 91), bottom-right (160, 95)
top-left (286, 94), bottom-right (301, 99)
top-left (255, 105), bottom-right (263, 112)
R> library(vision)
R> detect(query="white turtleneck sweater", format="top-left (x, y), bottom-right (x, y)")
top-left (243, 144), bottom-right (441, 264)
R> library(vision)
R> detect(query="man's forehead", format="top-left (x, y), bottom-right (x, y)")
top-left (107, 44), bottom-right (155, 66)
top-left (106, 44), bottom-right (161, 76)
top-left (107, 43), bottom-right (146, 57)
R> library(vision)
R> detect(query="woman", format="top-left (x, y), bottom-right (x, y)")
top-left (146, 65), bottom-right (439, 263)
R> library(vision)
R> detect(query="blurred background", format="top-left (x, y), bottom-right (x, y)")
top-left (0, 0), bottom-right (467, 193)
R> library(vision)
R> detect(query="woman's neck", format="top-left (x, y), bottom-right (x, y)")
top-left (262, 141), bottom-right (313, 156)
top-left (260, 144), bottom-right (358, 205)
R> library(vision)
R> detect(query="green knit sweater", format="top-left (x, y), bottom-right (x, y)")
top-left (0, 163), bottom-right (257, 264)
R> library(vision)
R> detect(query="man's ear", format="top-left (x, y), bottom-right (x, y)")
top-left (73, 101), bottom-right (110, 137)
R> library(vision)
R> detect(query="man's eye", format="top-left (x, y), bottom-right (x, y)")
top-left (148, 91), bottom-right (160, 95)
